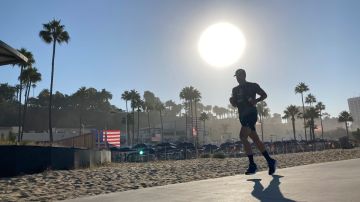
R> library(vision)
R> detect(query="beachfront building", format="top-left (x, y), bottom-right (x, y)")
top-left (348, 96), bottom-right (360, 128)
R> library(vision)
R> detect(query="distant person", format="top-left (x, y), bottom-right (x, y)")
top-left (229, 68), bottom-right (277, 175)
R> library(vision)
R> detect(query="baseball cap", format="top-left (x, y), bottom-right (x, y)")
top-left (234, 68), bottom-right (246, 77)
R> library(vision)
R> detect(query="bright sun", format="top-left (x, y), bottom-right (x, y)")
top-left (198, 22), bottom-right (246, 68)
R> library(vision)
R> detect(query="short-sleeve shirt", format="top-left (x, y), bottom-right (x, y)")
top-left (232, 82), bottom-right (263, 115)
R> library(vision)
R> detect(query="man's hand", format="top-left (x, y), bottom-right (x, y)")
top-left (248, 98), bottom-right (257, 106)
top-left (229, 97), bottom-right (237, 107)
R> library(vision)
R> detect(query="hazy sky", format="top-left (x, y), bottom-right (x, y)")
top-left (1, 0), bottom-right (359, 117)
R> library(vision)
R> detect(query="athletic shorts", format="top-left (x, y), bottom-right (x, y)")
top-left (239, 107), bottom-right (258, 131)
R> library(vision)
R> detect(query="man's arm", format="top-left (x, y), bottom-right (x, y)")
top-left (255, 84), bottom-right (267, 103)
top-left (229, 87), bottom-right (237, 107)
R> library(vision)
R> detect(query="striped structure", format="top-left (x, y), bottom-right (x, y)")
top-left (95, 130), bottom-right (121, 148)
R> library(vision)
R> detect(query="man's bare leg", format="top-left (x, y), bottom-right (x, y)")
top-left (240, 126), bottom-right (258, 174)
top-left (248, 130), bottom-right (266, 153)
top-left (248, 130), bottom-right (277, 175)
top-left (240, 126), bottom-right (252, 155)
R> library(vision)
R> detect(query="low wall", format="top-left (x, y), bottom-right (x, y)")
top-left (0, 146), bottom-right (111, 177)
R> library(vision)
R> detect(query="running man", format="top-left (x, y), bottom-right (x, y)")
top-left (229, 68), bottom-right (277, 175)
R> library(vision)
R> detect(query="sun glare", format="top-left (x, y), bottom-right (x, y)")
top-left (198, 22), bottom-right (246, 68)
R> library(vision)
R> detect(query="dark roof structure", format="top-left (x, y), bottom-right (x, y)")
top-left (0, 40), bottom-right (28, 66)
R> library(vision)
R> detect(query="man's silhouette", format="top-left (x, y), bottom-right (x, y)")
top-left (230, 68), bottom-right (277, 175)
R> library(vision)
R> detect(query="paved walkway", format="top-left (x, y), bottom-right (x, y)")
top-left (66, 158), bottom-right (360, 202)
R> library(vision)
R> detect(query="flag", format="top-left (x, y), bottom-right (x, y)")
top-left (192, 127), bottom-right (197, 136)
top-left (95, 130), bottom-right (121, 148)
top-left (151, 134), bottom-right (161, 142)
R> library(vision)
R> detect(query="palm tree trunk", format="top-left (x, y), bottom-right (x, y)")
top-left (320, 113), bottom-right (324, 140)
top-left (160, 109), bottom-right (163, 143)
top-left (292, 118), bottom-right (296, 141)
top-left (49, 41), bottom-right (56, 145)
top-left (185, 102), bottom-right (188, 141)
top-left (195, 101), bottom-right (198, 147)
top-left (147, 111), bottom-right (151, 139)
top-left (190, 100), bottom-right (194, 142)
top-left (137, 109), bottom-right (140, 144)
top-left (125, 101), bottom-right (129, 146)
top-left (132, 108), bottom-right (135, 146)
top-left (21, 81), bottom-right (31, 139)
top-left (203, 120), bottom-right (206, 145)
top-left (345, 121), bottom-right (349, 137)
top-left (17, 66), bottom-right (24, 143)
top-left (301, 93), bottom-right (307, 142)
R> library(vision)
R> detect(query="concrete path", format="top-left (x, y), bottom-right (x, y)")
top-left (65, 158), bottom-right (360, 202)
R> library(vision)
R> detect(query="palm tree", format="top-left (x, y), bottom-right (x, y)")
top-left (192, 88), bottom-right (201, 148)
top-left (295, 82), bottom-right (309, 141)
top-left (144, 91), bottom-right (156, 138)
top-left (305, 94), bottom-right (317, 106)
top-left (129, 90), bottom-right (140, 146)
top-left (283, 105), bottom-right (300, 141)
top-left (154, 98), bottom-right (165, 142)
top-left (303, 107), bottom-right (320, 141)
top-left (121, 90), bottom-right (131, 145)
top-left (39, 19), bottom-right (70, 144)
top-left (199, 112), bottom-right (209, 144)
top-left (180, 87), bottom-right (193, 140)
top-left (135, 98), bottom-right (144, 144)
top-left (338, 111), bottom-right (353, 137)
top-left (14, 48), bottom-right (35, 142)
top-left (19, 67), bottom-right (41, 139)
top-left (315, 102), bottom-right (326, 141)
top-left (256, 101), bottom-right (270, 141)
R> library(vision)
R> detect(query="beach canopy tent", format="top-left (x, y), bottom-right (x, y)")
top-left (0, 40), bottom-right (28, 66)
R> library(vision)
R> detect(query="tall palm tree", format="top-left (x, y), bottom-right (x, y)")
top-left (315, 102), bottom-right (326, 141)
top-left (39, 19), bottom-right (70, 144)
top-left (305, 94), bottom-right (317, 106)
top-left (303, 107), bottom-right (320, 141)
top-left (121, 90), bottom-right (131, 145)
top-left (135, 98), bottom-right (144, 144)
top-left (199, 112), bottom-right (209, 145)
top-left (192, 88), bottom-right (201, 148)
top-left (129, 89), bottom-right (140, 146)
top-left (295, 82), bottom-right (309, 141)
top-left (154, 98), bottom-right (165, 142)
top-left (19, 67), bottom-right (41, 139)
top-left (180, 87), bottom-right (193, 141)
top-left (338, 111), bottom-right (353, 137)
top-left (144, 91), bottom-right (156, 138)
top-left (256, 101), bottom-right (270, 141)
top-left (14, 48), bottom-right (35, 142)
top-left (283, 105), bottom-right (300, 141)
top-left (305, 94), bottom-right (317, 141)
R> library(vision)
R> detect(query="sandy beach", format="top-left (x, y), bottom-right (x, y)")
top-left (1, 148), bottom-right (360, 201)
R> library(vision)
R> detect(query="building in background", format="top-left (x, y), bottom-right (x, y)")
top-left (348, 96), bottom-right (360, 129)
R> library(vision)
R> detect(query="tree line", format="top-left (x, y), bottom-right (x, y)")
top-left (282, 82), bottom-right (353, 142)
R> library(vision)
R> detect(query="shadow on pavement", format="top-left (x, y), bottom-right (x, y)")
top-left (247, 175), bottom-right (296, 202)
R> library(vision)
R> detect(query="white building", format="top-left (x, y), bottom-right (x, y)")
top-left (348, 96), bottom-right (360, 129)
